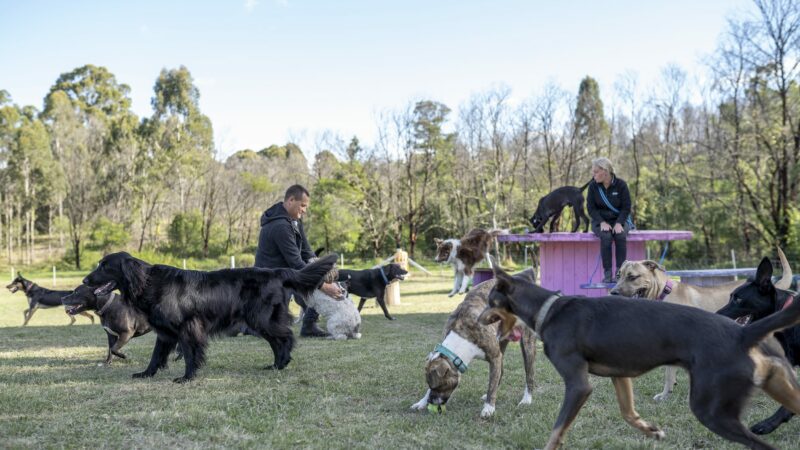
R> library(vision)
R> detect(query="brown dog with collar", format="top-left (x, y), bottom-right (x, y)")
top-left (411, 269), bottom-right (537, 418)
top-left (610, 248), bottom-right (793, 401)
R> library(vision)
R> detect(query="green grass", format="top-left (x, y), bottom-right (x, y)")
top-left (0, 271), bottom-right (796, 449)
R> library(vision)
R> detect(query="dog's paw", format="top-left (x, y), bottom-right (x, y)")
top-left (386, 315), bottom-right (396, 321)
top-left (447, 291), bottom-right (456, 297)
top-left (353, 333), bottom-right (362, 339)
top-left (751, 421), bottom-right (778, 435)
top-left (653, 392), bottom-right (671, 402)
top-left (518, 388), bottom-right (532, 406)
top-left (480, 403), bottom-right (495, 418)
top-left (411, 400), bottom-right (427, 411)
top-left (481, 394), bottom-right (487, 401)
top-left (132, 371), bottom-right (155, 379)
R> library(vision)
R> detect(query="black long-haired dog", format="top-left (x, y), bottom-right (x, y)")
top-left (82, 251), bottom-right (337, 383)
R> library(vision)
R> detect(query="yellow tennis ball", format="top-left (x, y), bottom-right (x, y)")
top-left (427, 403), bottom-right (446, 414)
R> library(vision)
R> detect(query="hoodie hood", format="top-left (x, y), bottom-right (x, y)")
top-left (261, 202), bottom-right (292, 226)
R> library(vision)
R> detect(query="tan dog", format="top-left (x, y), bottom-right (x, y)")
top-left (611, 248), bottom-right (793, 401)
top-left (411, 270), bottom-right (537, 418)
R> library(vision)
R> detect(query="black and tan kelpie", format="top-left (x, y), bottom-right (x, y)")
top-left (6, 274), bottom-right (94, 326)
top-left (62, 284), bottom-right (151, 365)
top-left (718, 258), bottom-right (800, 435)
top-left (478, 259), bottom-right (800, 450)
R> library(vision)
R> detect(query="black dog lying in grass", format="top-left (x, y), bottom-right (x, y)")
top-left (529, 182), bottom-right (590, 233)
top-left (62, 284), bottom-right (151, 365)
top-left (479, 260), bottom-right (800, 450)
top-left (338, 263), bottom-right (407, 320)
top-left (82, 252), bottom-right (337, 383)
top-left (717, 259), bottom-right (800, 435)
top-left (6, 273), bottom-right (95, 326)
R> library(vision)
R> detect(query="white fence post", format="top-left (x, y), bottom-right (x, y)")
top-left (731, 249), bottom-right (737, 280)
top-left (183, 259), bottom-right (187, 270)
top-left (10, 267), bottom-right (14, 282)
top-left (340, 253), bottom-right (344, 268)
top-left (53, 266), bottom-right (57, 287)
top-left (230, 256), bottom-right (235, 269)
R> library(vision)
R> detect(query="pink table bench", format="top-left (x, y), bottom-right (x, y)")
top-left (497, 230), bottom-right (693, 296)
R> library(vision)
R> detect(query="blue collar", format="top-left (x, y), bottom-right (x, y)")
top-left (434, 343), bottom-right (468, 373)
top-left (379, 266), bottom-right (390, 284)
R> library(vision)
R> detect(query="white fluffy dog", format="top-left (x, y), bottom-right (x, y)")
top-left (305, 286), bottom-right (362, 340)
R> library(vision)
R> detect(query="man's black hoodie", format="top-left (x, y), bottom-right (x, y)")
top-left (254, 202), bottom-right (315, 269)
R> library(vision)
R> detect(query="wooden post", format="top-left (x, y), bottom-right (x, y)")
top-left (385, 248), bottom-right (407, 306)
top-left (53, 266), bottom-right (56, 287)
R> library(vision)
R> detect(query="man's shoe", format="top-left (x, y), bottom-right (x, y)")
top-left (601, 269), bottom-right (613, 284)
top-left (300, 322), bottom-right (329, 338)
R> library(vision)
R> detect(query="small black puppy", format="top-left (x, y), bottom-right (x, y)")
top-left (338, 263), bottom-right (408, 320)
top-left (62, 284), bottom-right (151, 365)
top-left (529, 181), bottom-right (590, 233)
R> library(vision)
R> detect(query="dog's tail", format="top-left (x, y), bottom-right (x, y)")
top-left (579, 180), bottom-right (591, 191)
top-left (281, 254), bottom-right (338, 298)
top-left (775, 246), bottom-right (793, 290)
top-left (740, 291), bottom-right (800, 349)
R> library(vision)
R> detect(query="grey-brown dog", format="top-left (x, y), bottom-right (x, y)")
top-left (411, 269), bottom-right (537, 418)
top-left (610, 247), bottom-right (793, 401)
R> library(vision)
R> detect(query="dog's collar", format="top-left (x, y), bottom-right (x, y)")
top-left (379, 266), bottom-right (389, 285)
top-left (780, 293), bottom-right (796, 311)
top-left (657, 279), bottom-right (673, 301)
top-left (434, 343), bottom-right (468, 373)
top-left (97, 292), bottom-right (117, 316)
top-left (535, 293), bottom-right (562, 334)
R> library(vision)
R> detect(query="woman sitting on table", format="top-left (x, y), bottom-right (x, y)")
top-left (587, 157), bottom-right (633, 283)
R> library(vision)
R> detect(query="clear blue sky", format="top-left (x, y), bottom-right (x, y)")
top-left (1, 0), bottom-right (753, 159)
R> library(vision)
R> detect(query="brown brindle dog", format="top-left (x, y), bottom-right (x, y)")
top-left (434, 228), bottom-right (504, 297)
top-left (479, 260), bottom-right (800, 450)
top-left (411, 269), bottom-right (537, 418)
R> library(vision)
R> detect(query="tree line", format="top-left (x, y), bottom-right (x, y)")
top-left (0, 0), bottom-right (797, 269)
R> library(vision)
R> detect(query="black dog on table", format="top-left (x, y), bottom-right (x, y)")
top-left (338, 263), bottom-right (408, 320)
top-left (529, 182), bottom-right (590, 233)
top-left (479, 260), bottom-right (800, 450)
top-left (82, 251), bottom-right (337, 383)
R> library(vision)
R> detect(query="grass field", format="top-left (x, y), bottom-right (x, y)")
top-left (0, 269), bottom-right (796, 449)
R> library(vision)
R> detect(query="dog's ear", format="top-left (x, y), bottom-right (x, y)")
top-left (477, 307), bottom-right (502, 325)
top-left (433, 360), bottom-right (450, 379)
top-left (642, 260), bottom-right (664, 273)
top-left (493, 264), bottom-right (515, 294)
top-left (121, 257), bottom-right (148, 299)
top-left (756, 257), bottom-right (774, 291)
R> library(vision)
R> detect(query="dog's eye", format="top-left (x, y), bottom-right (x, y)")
top-left (627, 274), bottom-right (638, 280)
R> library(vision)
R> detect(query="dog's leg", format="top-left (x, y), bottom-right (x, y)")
top-left (448, 269), bottom-right (461, 297)
top-left (67, 311), bottom-right (77, 325)
top-left (570, 205), bottom-right (582, 233)
top-left (22, 308), bottom-right (31, 326)
top-left (79, 311), bottom-right (95, 324)
top-left (376, 291), bottom-right (395, 320)
top-left (519, 329), bottom-right (537, 406)
top-left (654, 366), bottom-right (677, 402)
top-left (457, 269), bottom-right (470, 295)
top-left (23, 306), bottom-right (37, 326)
top-left (256, 304), bottom-right (295, 370)
top-left (549, 208), bottom-right (563, 233)
top-left (411, 389), bottom-right (431, 410)
top-left (544, 358), bottom-right (592, 450)
top-left (690, 376), bottom-right (774, 449)
top-left (357, 297), bottom-right (367, 312)
top-left (105, 332), bottom-right (117, 365)
top-left (174, 319), bottom-right (207, 383)
top-left (109, 331), bottom-right (133, 361)
top-left (481, 341), bottom-right (508, 418)
top-left (611, 377), bottom-right (665, 440)
top-left (133, 337), bottom-right (176, 379)
top-left (754, 359), bottom-right (800, 434)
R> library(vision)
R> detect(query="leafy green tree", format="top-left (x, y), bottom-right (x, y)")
top-left (89, 217), bottom-right (130, 254)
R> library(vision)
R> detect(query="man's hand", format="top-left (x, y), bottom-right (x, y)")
top-left (321, 282), bottom-right (343, 299)
top-left (600, 221), bottom-right (611, 232)
top-left (612, 223), bottom-right (624, 234)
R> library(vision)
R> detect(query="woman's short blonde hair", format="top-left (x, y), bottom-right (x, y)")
top-left (592, 157), bottom-right (615, 176)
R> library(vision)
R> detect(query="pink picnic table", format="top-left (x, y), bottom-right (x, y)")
top-left (497, 230), bottom-right (693, 296)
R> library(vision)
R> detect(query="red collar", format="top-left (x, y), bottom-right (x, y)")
top-left (781, 294), bottom-right (795, 311)
top-left (657, 279), bottom-right (673, 301)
